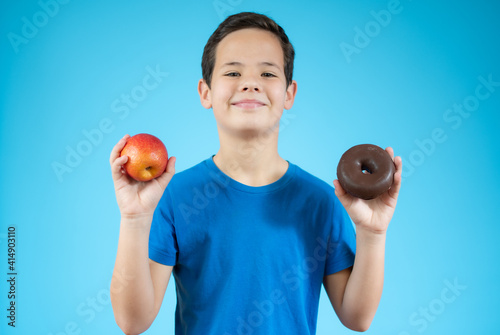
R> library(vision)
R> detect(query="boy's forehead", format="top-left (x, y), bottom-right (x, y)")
top-left (215, 28), bottom-right (284, 68)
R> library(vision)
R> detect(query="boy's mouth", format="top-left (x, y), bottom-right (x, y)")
top-left (231, 99), bottom-right (266, 109)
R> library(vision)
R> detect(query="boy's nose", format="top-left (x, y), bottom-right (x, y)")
top-left (240, 76), bottom-right (261, 92)
top-left (242, 86), bottom-right (260, 92)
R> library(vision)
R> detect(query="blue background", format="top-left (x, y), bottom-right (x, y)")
top-left (1, 0), bottom-right (499, 334)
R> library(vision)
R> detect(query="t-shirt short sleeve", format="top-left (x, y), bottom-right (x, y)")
top-left (324, 195), bottom-right (356, 276)
top-left (149, 188), bottom-right (178, 266)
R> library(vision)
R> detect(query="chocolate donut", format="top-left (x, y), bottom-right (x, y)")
top-left (337, 144), bottom-right (396, 200)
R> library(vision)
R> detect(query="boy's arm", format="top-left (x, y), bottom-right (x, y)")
top-left (109, 135), bottom-right (176, 334)
top-left (324, 148), bottom-right (402, 331)
top-left (111, 215), bottom-right (173, 334)
top-left (323, 229), bottom-right (386, 331)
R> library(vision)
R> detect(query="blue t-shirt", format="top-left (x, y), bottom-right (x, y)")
top-left (149, 157), bottom-right (356, 335)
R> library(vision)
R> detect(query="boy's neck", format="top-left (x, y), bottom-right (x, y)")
top-left (213, 131), bottom-right (288, 187)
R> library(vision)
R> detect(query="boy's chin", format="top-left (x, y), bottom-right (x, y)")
top-left (230, 122), bottom-right (281, 139)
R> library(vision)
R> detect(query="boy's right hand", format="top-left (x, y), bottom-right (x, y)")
top-left (110, 134), bottom-right (176, 219)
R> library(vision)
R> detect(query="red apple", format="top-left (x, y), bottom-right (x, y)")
top-left (120, 133), bottom-right (168, 182)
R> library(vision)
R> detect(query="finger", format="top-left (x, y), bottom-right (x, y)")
top-left (111, 155), bottom-right (129, 180)
top-left (388, 172), bottom-right (402, 200)
top-left (333, 179), bottom-right (346, 197)
top-left (156, 156), bottom-right (176, 189)
top-left (394, 155), bottom-right (402, 173)
top-left (333, 179), bottom-right (354, 208)
top-left (165, 156), bottom-right (176, 174)
top-left (385, 146), bottom-right (395, 160)
top-left (109, 134), bottom-right (131, 166)
top-left (388, 156), bottom-right (402, 199)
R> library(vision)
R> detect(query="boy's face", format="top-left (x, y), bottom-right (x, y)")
top-left (198, 28), bottom-right (297, 137)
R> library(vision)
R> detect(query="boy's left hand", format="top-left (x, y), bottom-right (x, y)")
top-left (333, 147), bottom-right (402, 234)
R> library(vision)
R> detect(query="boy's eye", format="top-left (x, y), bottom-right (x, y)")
top-left (262, 72), bottom-right (276, 78)
top-left (224, 72), bottom-right (276, 78)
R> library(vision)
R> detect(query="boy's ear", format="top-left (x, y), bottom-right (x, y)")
top-left (284, 80), bottom-right (298, 110)
top-left (198, 79), bottom-right (212, 109)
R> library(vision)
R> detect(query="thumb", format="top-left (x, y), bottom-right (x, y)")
top-left (156, 156), bottom-right (176, 190)
top-left (333, 179), bottom-right (353, 209)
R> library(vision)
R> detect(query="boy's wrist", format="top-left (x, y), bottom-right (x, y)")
top-left (120, 213), bottom-right (154, 231)
top-left (356, 226), bottom-right (387, 245)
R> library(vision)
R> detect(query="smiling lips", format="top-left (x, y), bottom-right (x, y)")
top-left (231, 99), bottom-right (266, 109)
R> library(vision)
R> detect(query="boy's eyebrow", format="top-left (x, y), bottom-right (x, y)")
top-left (260, 61), bottom-right (281, 69)
top-left (221, 61), bottom-right (243, 67)
top-left (221, 61), bottom-right (282, 69)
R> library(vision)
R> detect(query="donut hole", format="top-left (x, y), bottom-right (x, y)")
top-left (361, 164), bottom-right (373, 175)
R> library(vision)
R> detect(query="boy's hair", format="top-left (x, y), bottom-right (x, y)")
top-left (202, 12), bottom-right (295, 88)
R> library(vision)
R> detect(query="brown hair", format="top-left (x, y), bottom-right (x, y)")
top-left (201, 12), bottom-right (295, 88)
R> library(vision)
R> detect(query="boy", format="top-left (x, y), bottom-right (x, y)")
top-left (110, 12), bottom-right (402, 335)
